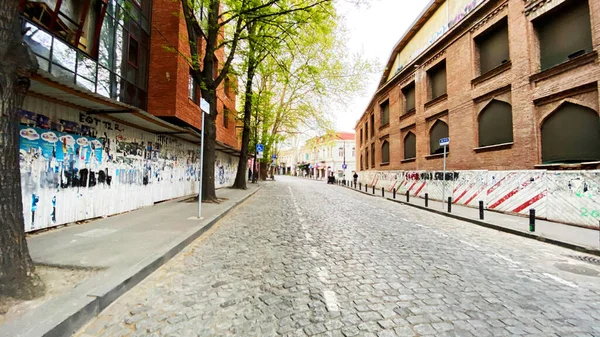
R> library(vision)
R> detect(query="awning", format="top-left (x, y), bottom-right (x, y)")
top-left (27, 70), bottom-right (241, 156)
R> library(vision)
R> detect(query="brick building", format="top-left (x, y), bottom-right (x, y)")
top-left (148, 0), bottom-right (240, 153)
top-left (15, 0), bottom-right (240, 232)
top-left (356, 0), bottom-right (600, 172)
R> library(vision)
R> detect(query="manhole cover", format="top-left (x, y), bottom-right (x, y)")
top-left (554, 263), bottom-right (599, 277)
top-left (567, 255), bottom-right (600, 266)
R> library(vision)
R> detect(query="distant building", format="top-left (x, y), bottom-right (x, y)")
top-left (300, 132), bottom-right (356, 179)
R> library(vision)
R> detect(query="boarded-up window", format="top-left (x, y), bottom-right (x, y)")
top-left (381, 140), bottom-right (390, 163)
top-left (360, 128), bottom-right (363, 145)
top-left (428, 61), bottom-right (446, 100)
top-left (478, 100), bottom-right (513, 147)
top-left (370, 114), bottom-right (375, 138)
top-left (365, 150), bottom-right (369, 170)
top-left (365, 122), bottom-right (368, 140)
top-left (360, 155), bottom-right (363, 170)
top-left (535, 0), bottom-right (592, 71)
top-left (404, 132), bottom-right (416, 159)
top-left (371, 144), bottom-right (375, 167)
top-left (541, 103), bottom-right (600, 163)
top-left (403, 83), bottom-right (416, 113)
top-left (380, 100), bottom-right (389, 126)
top-left (430, 120), bottom-right (449, 155)
top-left (476, 19), bottom-right (509, 74)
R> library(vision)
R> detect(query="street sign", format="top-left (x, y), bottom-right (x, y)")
top-left (256, 144), bottom-right (264, 152)
top-left (257, 151), bottom-right (264, 159)
top-left (439, 137), bottom-right (450, 146)
top-left (342, 164), bottom-right (347, 169)
top-left (272, 154), bottom-right (277, 159)
top-left (309, 164), bottom-right (313, 169)
top-left (200, 98), bottom-right (210, 114)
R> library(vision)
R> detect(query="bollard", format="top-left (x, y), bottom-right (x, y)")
top-left (425, 193), bottom-right (429, 207)
top-left (382, 187), bottom-right (385, 197)
top-left (359, 182), bottom-right (362, 190)
top-left (479, 200), bottom-right (484, 220)
top-left (393, 188), bottom-right (396, 199)
top-left (447, 197), bottom-right (452, 213)
top-left (365, 184), bottom-right (368, 192)
top-left (372, 185), bottom-right (375, 194)
top-left (406, 191), bottom-right (410, 202)
top-left (529, 209), bottom-right (535, 232)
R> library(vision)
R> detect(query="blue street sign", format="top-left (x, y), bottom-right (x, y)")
top-left (342, 164), bottom-right (347, 169)
top-left (439, 137), bottom-right (450, 146)
top-left (256, 144), bottom-right (264, 152)
top-left (272, 154), bottom-right (277, 159)
top-left (309, 165), bottom-right (313, 169)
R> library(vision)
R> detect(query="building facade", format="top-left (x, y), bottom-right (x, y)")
top-left (17, 0), bottom-right (240, 232)
top-left (300, 132), bottom-right (356, 179)
top-left (355, 0), bottom-right (600, 229)
top-left (356, 0), bottom-right (600, 172)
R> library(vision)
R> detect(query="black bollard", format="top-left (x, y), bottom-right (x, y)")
top-left (365, 184), bottom-right (368, 192)
top-left (382, 187), bottom-right (385, 197)
top-left (359, 182), bottom-right (362, 190)
top-left (406, 191), bottom-right (410, 202)
top-left (479, 200), bottom-right (484, 220)
top-left (393, 188), bottom-right (396, 199)
top-left (447, 197), bottom-right (452, 213)
top-left (425, 193), bottom-right (428, 207)
top-left (372, 185), bottom-right (375, 194)
top-left (529, 209), bottom-right (535, 232)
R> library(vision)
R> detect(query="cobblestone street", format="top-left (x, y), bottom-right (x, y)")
top-left (77, 176), bottom-right (600, 337)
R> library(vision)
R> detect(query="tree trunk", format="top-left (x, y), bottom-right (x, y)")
top-left (0, 0), bottom-right (45, 299)
top-left (201, 92), bottom-right (218, 201)
top-left (232, 24), bottom-right (258, 190)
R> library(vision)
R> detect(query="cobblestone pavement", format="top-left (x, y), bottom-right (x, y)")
top-left (76, 176), bottom-right (600, 337)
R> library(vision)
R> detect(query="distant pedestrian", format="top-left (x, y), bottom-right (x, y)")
top-left (353, 172), bottom-right (358, 185)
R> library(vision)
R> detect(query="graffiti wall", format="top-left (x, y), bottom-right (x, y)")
top-left (19, 97), bottom-right (238, 232)
top-left (358, 169), bottom-right (600, 229)
top-left (214, 150), bottom-right (238, 189)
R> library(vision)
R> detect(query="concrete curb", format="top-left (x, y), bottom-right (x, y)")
top-left (338, 184), bottom-right (600, 258)
top-left (5, 186), bottom-right (262, 337)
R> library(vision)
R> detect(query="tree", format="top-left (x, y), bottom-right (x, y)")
top-left (247, 9), bottom-right (374, 178)
top-left (180, 0), bottom-right (333, 198)
top-left (232, 1), bottom-right (374, 185)
top-left (0, 0), bottom-right (45, 299)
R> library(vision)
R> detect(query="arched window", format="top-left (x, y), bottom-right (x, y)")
top-left (430, 120), bottom-right (449, 154)
top-left (371, 144), bottom-right (375, 167)
top-left (381, 140), bottom-right (390, 163)
top-left (404, 132), bottom-right (416, 159)
top-left (542, 102), bottom-right (600, 163)
top-left (478, 100), bottom-right (513, 147)
top-left (365, 150), bottom-right (369, 170)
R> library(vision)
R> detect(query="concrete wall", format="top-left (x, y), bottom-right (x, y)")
top-left (19, 97), bottom-right (238, 232)
top-left (358, 169), bottom-right (600, 229)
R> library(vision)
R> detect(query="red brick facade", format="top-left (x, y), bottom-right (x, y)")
top-left (356, 0), bottom-right (600, 172)
top-left (148, 2), bottom-right (239, 150)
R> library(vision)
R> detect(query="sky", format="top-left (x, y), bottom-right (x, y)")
top-left (332, 0), bottom-right (428, 133)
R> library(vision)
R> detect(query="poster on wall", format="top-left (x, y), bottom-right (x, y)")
top-left (19, 126), bottom-right (103, 165)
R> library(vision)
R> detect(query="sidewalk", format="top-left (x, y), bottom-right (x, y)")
top-left (0, 184), bottom-right (261, 337)
top-left (340, 183), bottom-right (600, 255)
